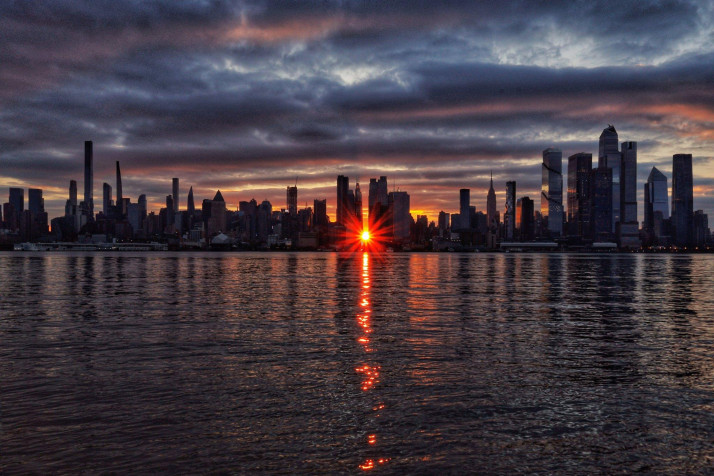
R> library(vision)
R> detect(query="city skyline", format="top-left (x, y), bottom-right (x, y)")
top-left (1, 2), bottom-right (713, 222)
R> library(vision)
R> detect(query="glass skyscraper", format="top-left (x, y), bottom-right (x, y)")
top-left (671, 153), bottom-right (694, 246)
top-left (541, 148), bottom-right (563, 237)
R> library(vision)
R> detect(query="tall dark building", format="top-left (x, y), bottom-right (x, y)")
top-left (287, 185), bottom-right (298, 216)
top-left (103, 183), bottom-right (112, 215)
top-left (598, 125), bottom-right (620, 233)
top-left (9, 187), bottom-right (24, 215)
top-left (69, 180), bottom-right (77, 207)
top-left (84, 141), bottom-right (94, 218)
top-left (567, 153), bottom-right (592, 238)
top-left (368, 176), bottom-right (388, 232)
top-left (672, 153), bottom-right (694, 246)
top-left (187, 186), bottom-right (195, 217)
top-left (619, 141), bottom-right (640, 247)
top-left (116, 161), bottom-right (124, 217)
top-left (590, 165), bottom-right (613, 242)
top-left (487, 172), bottom-right (497, 232)
top-left (504, 181), bottom-right (516, 240)
top-left (28, 188), bottom-right (43, 215)
top-left (166, 195), bottom-right (175, 228)
top-left (459, 188), bottom-right (470, 230)
top-left (644, 167), bottom-right (668, 241)
top-left (541, 148), bottom-right (563, 237)
top-left (172, 178), bottom-right (179, 214)
top-left (354, 182), bottom-right (363, 232)
top-left (313, 199), bottom-right (328, 229)
top-left (519, 196), bottom-right (534, 241)
top-left (336, 175), bottom-right (349, 226)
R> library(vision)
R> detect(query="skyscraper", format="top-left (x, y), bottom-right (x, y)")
top-left (116, 160), bottom-right (123, 217)
top-left (84, 141), bottom-right (93, 219)
top-left (336, 175), bottom-right (349, 226)
top-left (313, 199), bottom-right (328, 229)
top-left (287, 185), bottom-right (298, 216)
top-left (644, 167), bottom-right (668, 239)
top-left (9, 188), bottom-right (24, 215)
top-left (505, 181), bottom-right (516, 240)
top-left (28, 188), bottom-right (42, 215)
top-left (103, 183), bottom-right (112, 215)
top-left (354, 182), bottom-right (363, 231)
top-left (389, 191), bottom-right (410, 242)
top-left (368, 176), bottom-right (388, 232)
top-left (619, 141), bottom-right (640, 247)
top-left (672, 153), bottom-right (694, 246)
top-left (187, 186), bottom-right (195, 217)
top-left (172, 178), bottom-right (179, 214)
top-left (541, 148), bottom-right (563, 237)
top-left (519, 196), bottom-right (534, 241)
top-left (69, 180), bottom-right (77, 207)
top-left (567, 152), bottom-right (592, 238)
top-left (487, 172), bottom-right (497, 232)
top-left (590, 165), bottom-right (613, 242)
top-left (459, 188), bottom-right (470, 230)
top-left (598, 125), bottom-right (620, 233)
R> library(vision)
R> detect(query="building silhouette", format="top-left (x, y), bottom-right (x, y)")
top-left (619, 141), bottom-right (640, 248)
top-left (504, 181), bottom-right (516, 240)
top-left (389, 191), bottom-right (410, 243)
top-left (541, 148), bottom-right (563, 237)
top-left (116, 161), bottom-right (124, 217)
top-left (598, 125), bottom-right (620, 233)
top-left (336, 175), bottom-right (349, 226)
top-left (287, 186), bottom-right (298, 216)
top-left (567, 152), bottom-right (592, 239)
top-left (459, 188), bottom-right (470, 230)
top-left (84, 141), bottom-right (94, 220)
top-left (644, 166), bottom-right (669, 241)
top-left (590, 164), bottom-right (613, 242)
top-left (672, 153), bottom-right (694, 246)
top-left (172, 178), bottom-right (179, 214)
top-left (103, 183), bottom-right (112, 215)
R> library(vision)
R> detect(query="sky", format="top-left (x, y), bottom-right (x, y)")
top-left (1, 0), bottom-right (713, 223)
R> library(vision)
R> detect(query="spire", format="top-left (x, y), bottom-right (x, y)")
top-left (489, 170), bottom-right (494, 191)
top-left (213, 190), bottom-right (225, 202)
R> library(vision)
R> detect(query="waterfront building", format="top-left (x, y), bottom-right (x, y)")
top-left (599, 125), bottom-right (620, 233)
top-left (438, 211), bottom-right (450, 235)
top-left (644, 167), bottom-right (669, 240)
top-left (354, 182), bottom-right (363, 232)
top-left (459, 188), bottom-right (470, 230)
top-left (389, 191), bottom-right (410, 243)
top-left (487, 172), bottom-right (497, 230)
top-left (541, 148), bottom-right (563, 237)
top-left (567, 152), bottom-right (592, 239)
top-left (672, 153), bottom-right (694, 246)
top-left (504, 181), bottom-right (516, 240)
top-left (84, 141), bottom-right (94, 219)
top-left (9, 187), bottom-right (24, 215)
top-left (116, 161), bottom-right (124, 217)
top-left (619, 141), bottom-right (640, 248)
top-left (103, 183), bottom-right (112, 215)
top-left (187, 186), bottom-right (195, 217)
top-left (172, 178), bottom-right (179, 214)
top-left (368, 176), bottom-right (389, 233)
top-left (590, 165), bottom-right (613, 242)
top-left (287, 185), bottom-right (298, 216)
top-left (519, 196), bottom-right (534, 241)
top-left (336, 175), bottom-right (349, 226)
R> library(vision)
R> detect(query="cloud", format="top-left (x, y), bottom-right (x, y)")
top-left (1, 1), bottom-right (713, 221)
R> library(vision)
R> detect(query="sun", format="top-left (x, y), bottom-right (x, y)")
top-left (361, 231), bottom-right (370, 242)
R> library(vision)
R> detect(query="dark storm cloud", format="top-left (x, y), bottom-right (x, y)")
top-left (1, 0), bottom-right (713, 219)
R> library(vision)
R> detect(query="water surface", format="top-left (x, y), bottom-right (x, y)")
top-left (2, 252), bottom-right (714, 473)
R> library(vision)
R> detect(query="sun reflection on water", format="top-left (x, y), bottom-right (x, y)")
top-left (356, 252), bottom-right (389, 470)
